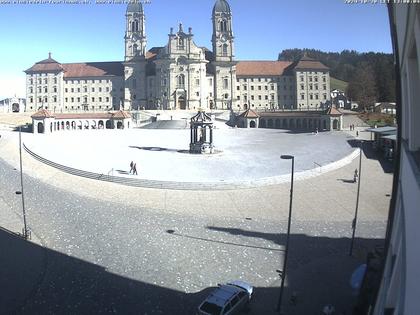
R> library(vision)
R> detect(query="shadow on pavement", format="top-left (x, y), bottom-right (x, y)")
top-left (205, 226), bottom-right (384, 315)
top-left (347, 139), bottom-right (394, 174)
top-left (337, 178), bottom-right (357, 184)
top-left (1, 224), bottom-right (383, 315)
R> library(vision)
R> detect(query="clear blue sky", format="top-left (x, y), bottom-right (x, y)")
top-left (0, 0), bottom-right (392, 99)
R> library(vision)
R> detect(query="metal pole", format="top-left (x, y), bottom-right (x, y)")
top-left (349, 142), bottom-right (363, 256)
top-left (19, 126), bottom-right (29, 239)
top-left (277, 156), bottom-right (294, 313)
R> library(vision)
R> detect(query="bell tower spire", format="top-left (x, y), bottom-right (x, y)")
top-left (125, 2), bottom-right (147, 61)
top-left (212, 0), bottom-right (234, 62)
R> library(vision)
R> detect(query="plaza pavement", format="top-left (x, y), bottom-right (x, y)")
top-left (0, 120), bottom-right (393, 314)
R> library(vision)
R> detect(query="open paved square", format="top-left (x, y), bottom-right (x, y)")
top-left (0, 124), bottom-right (392, 314)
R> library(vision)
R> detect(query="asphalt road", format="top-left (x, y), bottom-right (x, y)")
top-left (0, 154), bottom-right (387, 315)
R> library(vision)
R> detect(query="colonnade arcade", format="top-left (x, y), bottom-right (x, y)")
top-left (259, 117), bottom-right (337, 131)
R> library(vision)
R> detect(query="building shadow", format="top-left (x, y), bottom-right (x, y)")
top-left (0, 224), bottom-right (383, 315)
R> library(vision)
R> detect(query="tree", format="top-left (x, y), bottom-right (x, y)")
top-left (347, 63), bottom-right (377, 111)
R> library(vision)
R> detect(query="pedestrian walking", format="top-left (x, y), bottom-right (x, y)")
top-left (133, 162), bottom-right (138, 175)
top-left (354, 168), bottom-right (358, 183)
top-left (356, 130), bottom-right (359, 137)
top-left (129, 161), bottom-right (134, 174)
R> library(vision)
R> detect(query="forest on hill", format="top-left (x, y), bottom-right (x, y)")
top-left (278, 49), bottom-right (396, 110)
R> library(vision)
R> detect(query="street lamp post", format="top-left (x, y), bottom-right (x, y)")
top-left (349, 141), bottom-right (363, 256)
top-left (277, 155), bottom-right (295, 313)
top-left (17, 126), bottom-right (30, 239)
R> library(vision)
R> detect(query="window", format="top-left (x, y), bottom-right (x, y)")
top-left (177, 74), bottom-right (185, 88)
top-left (271, 85), bottom-right (275, 90)
top-left (92, 97), bottom-right (95, 102)
top-left (84, 97), bottom-right (88, 103)
top-left (71, 97), bottom-right (74, 102)
top-left (177, 37), bottom-right (184, 49)
top-left (265, 95), bottom-right (268, 100)
top-left (301, 94), bottom-right (305, 100)
top-left (258, 95), bottom-right (262, 100)
top-left (323, 84), bottom-right (326, 90)
top-left (315, 94), bottom-right (319, 100)
top-left (65, 97), bottom-right (68, 102)
top-left (29, 87), bottom-right (33, 93)
top-left (251, 95), bottom-right (254, 100)
top-left (54, 78), bottom-right (57, 84)
top-left (71, 88), bottom-right (74, 93)
top-left (84, 87), bottom-right (88, 92)
top-left (29, 79), bottom-right (33, 85)
top-left (309, 77), bottom-right (312, 82)
top-left (106, 87), bottom-right (110, 92)
top-left (208, 78), bottom-right (213, 86)
top-left (77, 88), bottom-right (80, 93)
top-left (300, 76), bottom-right (304, 82)
top-left (99, 97), bottom-right (102, 102)
top-left (196, 78), bottom-right (200, 85)
top-left (92, 87), bottom-right (95, 92)
top-left (223, 78), bottom-right (229, 89)
top-left (314, 77), bottom-right (318, 82)
top-left (323, 77), bottom-right (326, 82)
top-left (222, 44), bottom-right (228, 56)
top-left (310, 94), bottom-right (313, 100)
top-left (220, 19), bottom-right (227, 32)
top-left (237, 86), bottom-right (240, 91)
top-left (77, 97), bottom-right (80, 102)
top-left (38, 78), bottom-right (42, 84)
top-left (244, 85), bottom-right (247, 90)
top-left (106, 97), bottom-right (109, 102)
top-left (251, 86), bottom-right (254, 90)
top-left (258, 86), bottom-right (262, 90)
top-left (309, 84), bottom-right (313, 90)
top-left (323, 94), bottom-right (327, 100)
top-left (315, 84), bottom-right (318, 90)
top-left (44, 78), bottom-right (47, 84)
top-left (265, 86), bottom-right (268, 90)
top-left (44, 87), bottom-right (47, 93)
top-left (30, 97), bottom-right (33, 103)
top-left (300, 84), bottom-right (304, 90)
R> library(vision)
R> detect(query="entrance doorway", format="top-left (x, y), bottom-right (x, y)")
top-left (178, 96), bottom-right (186, 110)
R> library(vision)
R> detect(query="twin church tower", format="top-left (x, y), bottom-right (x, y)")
top-left (124, 0), bottom-right (236, 110)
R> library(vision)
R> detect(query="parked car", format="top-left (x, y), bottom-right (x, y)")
top-left (197, 280), bottom-right (253, 315)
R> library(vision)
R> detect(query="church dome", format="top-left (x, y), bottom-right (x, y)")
top-left (126, 1), bottom-right (143, 13)
top-left (213, 0), bottom-right (231, 14)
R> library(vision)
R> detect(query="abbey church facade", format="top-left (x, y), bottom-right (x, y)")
top-left (25, 0), bottom-right (331, 113)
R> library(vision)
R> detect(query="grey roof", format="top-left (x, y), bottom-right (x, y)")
top-left (367, 126), bottom-right (397, 134)
top-left (127, 1), bottom-right (143, 13)
top-left (382, 134), bottom-right (397, 141)
top-left (213, 0), bottom-right (231, 14)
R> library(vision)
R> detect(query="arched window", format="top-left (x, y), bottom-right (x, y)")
top-left (222, 44), bottom-right (228, 56)
top-left (133, 44), bottom-right (138, 55)
top-left (220, 20), bottom-right (227, 32)
top-left (177, 74), bottom-right (185, 88)
top-left (131, 20), bottom-right (139, 32)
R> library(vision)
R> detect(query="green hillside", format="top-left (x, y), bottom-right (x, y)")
top-left (330, 77), bottom-right (348, 92)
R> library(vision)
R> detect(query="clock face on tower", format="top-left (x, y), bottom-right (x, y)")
top-left (131, 34), bottom-right (139, 41)
top-left (219, 34), bottom-right (228, 43)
